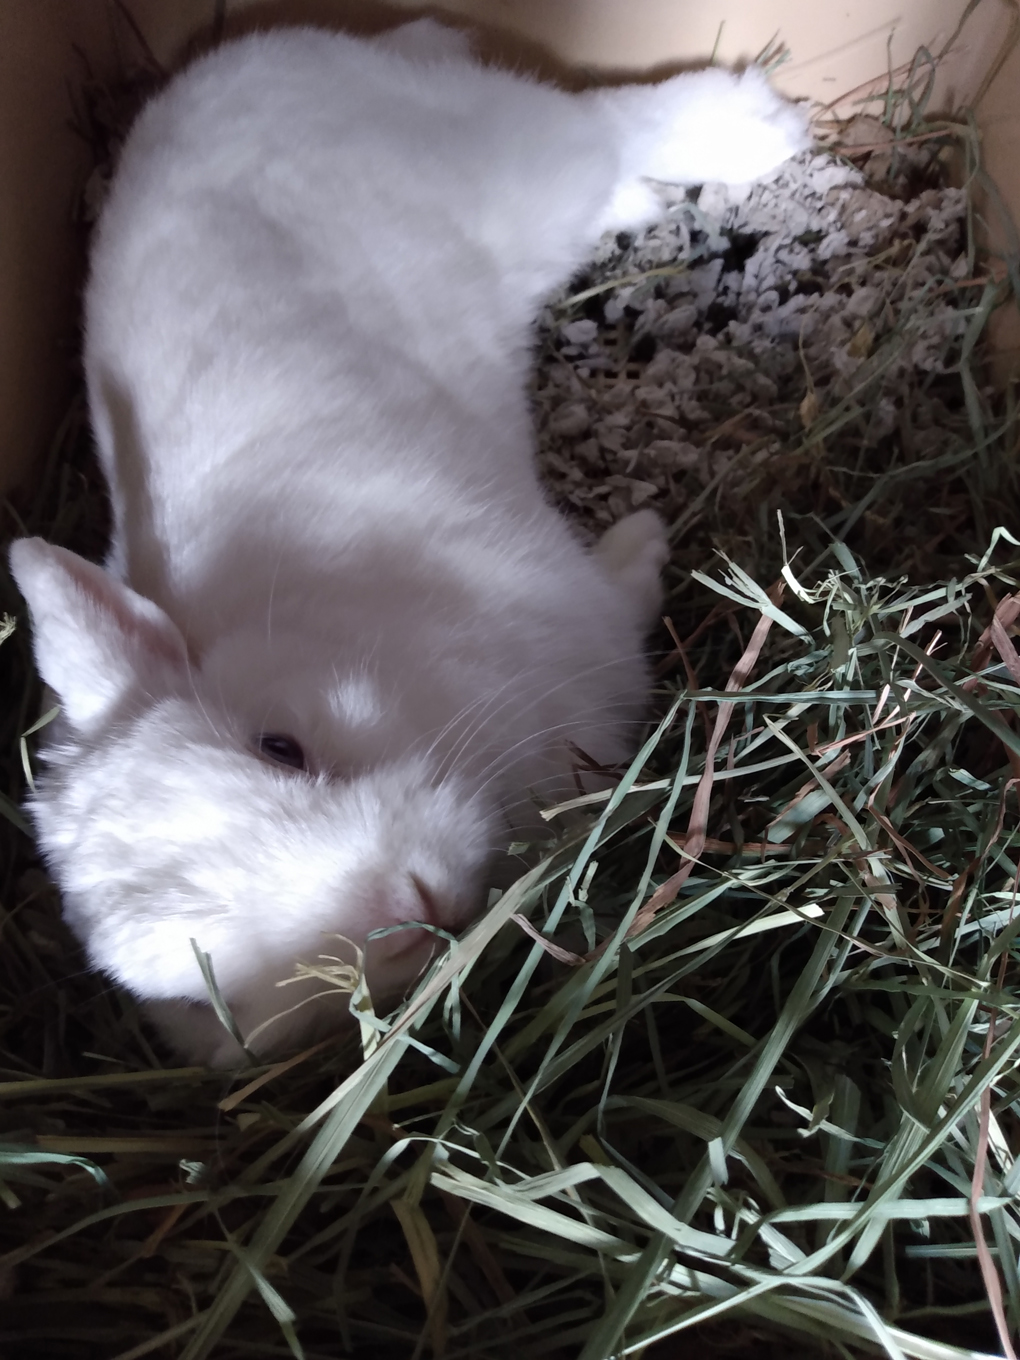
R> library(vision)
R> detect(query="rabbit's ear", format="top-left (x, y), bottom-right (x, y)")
top-left (9, 538), bottom-right (189, 734)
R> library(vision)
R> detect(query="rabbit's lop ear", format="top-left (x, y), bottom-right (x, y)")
top-left (8, 538), bottom-right (189, 733)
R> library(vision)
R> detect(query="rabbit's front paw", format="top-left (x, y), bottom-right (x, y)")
top-left (596, 508), bottom-right (670, 624)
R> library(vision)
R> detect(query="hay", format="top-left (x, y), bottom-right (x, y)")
top-left (3, 13), bottom-right (1020, 1360)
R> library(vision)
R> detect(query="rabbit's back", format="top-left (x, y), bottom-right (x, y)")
top-left (85, 29), bottom-right (609, 632)
top-left (5, 25), bottom-right (809, 1062)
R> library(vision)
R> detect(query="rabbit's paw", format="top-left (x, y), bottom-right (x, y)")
top-left (375, 17), bottom-right (475, 63)
top-left (596, 509), bottom-right (670, 623)
top-left (622, 65), bottom-right (811, 189)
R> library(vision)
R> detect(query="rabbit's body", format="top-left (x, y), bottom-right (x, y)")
top-left (10, 22), bottom-right (808, 1065)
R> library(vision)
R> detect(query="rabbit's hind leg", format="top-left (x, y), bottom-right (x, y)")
top-left (592, 65), bottom-right (810, 235)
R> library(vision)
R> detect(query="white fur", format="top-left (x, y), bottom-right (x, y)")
top-left (9, 23), bottom-right (808, 1066)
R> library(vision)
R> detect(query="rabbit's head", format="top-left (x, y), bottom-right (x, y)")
top-left (9, 537), bottom-right (495, 1063)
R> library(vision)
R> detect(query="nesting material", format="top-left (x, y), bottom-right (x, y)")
top-left (534, 132), bottom-right (999, 594)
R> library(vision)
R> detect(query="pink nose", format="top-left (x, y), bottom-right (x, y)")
top-left (378, 875), bottom-right (443, 958)
top-left (408, 874), bottom-right (440, 927)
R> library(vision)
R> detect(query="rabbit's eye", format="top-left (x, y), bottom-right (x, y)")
top-left (255, 733), bottom-right (306, 771)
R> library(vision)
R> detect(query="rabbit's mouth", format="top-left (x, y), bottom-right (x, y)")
top-left (408, 873), bottom-right (442, 928)
top-left (371, 872), bottom-right (451, 961)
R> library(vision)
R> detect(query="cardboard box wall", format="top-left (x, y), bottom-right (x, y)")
top-left (2, 0), bottom-right (1018, 497)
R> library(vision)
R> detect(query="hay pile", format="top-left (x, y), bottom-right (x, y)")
top-left (3, 22), bottom-right (1020, 1360)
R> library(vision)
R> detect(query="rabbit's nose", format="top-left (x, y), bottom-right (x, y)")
top-left (377, 874), bottom-right (445, 958)
top-left (408, 873), bottom-right (441, 927)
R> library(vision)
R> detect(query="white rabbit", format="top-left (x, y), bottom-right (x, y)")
top-left (9, 20), bottom-right (808, 1066)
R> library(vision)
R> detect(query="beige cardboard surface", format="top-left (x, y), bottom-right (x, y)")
top-left (1, 0), bottom-right (1016, 492)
